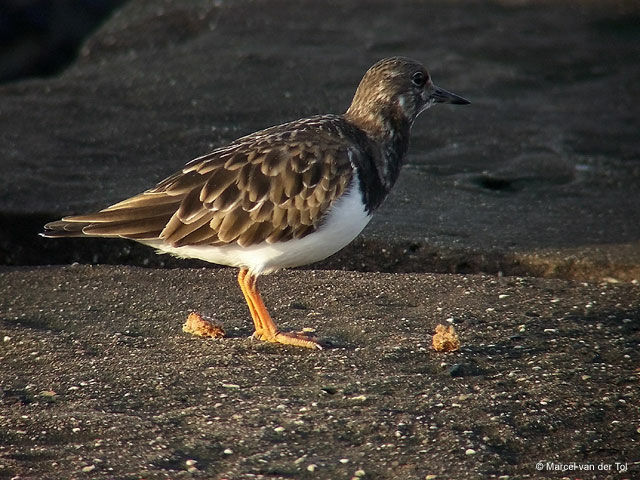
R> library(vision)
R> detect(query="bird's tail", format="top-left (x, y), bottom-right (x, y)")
top-left (41, 218), bottom-right (93, 238)
top-left (40, 195), bottom-right (180, 240)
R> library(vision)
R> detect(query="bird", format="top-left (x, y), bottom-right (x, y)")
top-left (42, 56), bottom-right (469, 349)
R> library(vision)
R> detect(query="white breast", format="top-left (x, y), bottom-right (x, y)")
top-left (145, 177), bottom-right (371, 275)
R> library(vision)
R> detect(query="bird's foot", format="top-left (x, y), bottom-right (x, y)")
top-left (253, 329), bottom-right (322, 350)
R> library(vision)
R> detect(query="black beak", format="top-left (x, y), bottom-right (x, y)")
top-left (431, 85), bottom-right (470, 105)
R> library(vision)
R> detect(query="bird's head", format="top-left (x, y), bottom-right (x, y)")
top-left (345, 56), bottom-right (469, 137)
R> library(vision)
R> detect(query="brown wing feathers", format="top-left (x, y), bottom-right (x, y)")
top-left (43, 122), bottom-right (354, 248)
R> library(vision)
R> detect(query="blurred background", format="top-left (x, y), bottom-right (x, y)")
top-left (0, 0), bottom-right (126, 83)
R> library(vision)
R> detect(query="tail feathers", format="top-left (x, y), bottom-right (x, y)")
top-left (41, 211), bottom-right (171, 240)
top-left (41, 219), bottom-right (93, 238)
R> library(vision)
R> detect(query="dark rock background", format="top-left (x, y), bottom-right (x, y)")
top-left (0, 1), bottom-right (639, 479)
top-left (0, 0), bottom-right (126, 82)
top-left (0, 0), bottom-right (638, 280)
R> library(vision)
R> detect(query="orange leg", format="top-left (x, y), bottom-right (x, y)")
top-left (237, 268), bottom-right (322, 349)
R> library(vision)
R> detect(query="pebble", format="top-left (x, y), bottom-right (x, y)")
top-left (307, 464), bottom-right (318, 472)
top-left (349, 395), bottom-right (367, 402)
top-left (274, 426), bottom-right (285, 433)
top-left (223, 448), bottom-right (233, 455)
top-left (81, 465), bottom-right (95, 473)
top-left (465, 448), bottom-right (476, 455)
top-left (354, 469), bottom-right (366, 477)
top-left (339, 458), bottom-right (349, 464)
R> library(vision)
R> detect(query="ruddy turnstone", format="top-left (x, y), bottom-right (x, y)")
top-left (43, 56), bottom-right (469, 349)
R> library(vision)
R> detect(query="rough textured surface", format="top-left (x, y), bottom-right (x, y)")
top-left (1, 1), bottom-right (640, 479)
top-left (0, 0), bottom-right (639, 281)
top-left (1, 266), bottom-right (639, 479)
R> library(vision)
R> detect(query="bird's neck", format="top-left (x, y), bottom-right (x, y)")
top-left (345, 106), bottom-right (412, 190)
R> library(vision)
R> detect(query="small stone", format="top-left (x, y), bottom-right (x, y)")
top-left (433, 324), bottom-right (460, 352)
top-left (185, 459), bottom-right (197, 466)
top-left (349, 395), bottom-right (367, 402)
top-left (425, 475), bottom-right (437, 480)
top-left (274, 426), bottom-right (285, 433)
top-left (465, 448), bottom-right (476, 455)
top-left (3, 336), bottom-right (11, 342)
top-left (354, 469), bottom-right (366, 477)
top-left (81, 465), bottom-right (95, 473)
top-left (183, 311), bottom-right (225, 338)
top-left (223, 448), bottom-right (233, 455)
top-left (307, 464), bottom-right (318, 472)
top-left (339, 458), bottom-right (349, 464)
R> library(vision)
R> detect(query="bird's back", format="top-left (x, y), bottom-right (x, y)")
top-left (43, 114), bottom-right (374, 250)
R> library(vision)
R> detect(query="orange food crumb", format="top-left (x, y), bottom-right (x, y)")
top-left (432, 324), bottom-right (460, 352)
top-left (183, 311), bottom-right (225, 339)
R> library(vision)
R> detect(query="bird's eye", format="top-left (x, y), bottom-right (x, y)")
top-left (411, 71), bottom-right (427, 88)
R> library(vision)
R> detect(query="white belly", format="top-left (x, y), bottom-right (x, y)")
top-left (145, 178), bottom-right (371, 275)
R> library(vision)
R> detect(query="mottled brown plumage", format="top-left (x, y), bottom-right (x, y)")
top-left (44, 117), bottom-right (354, 248)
